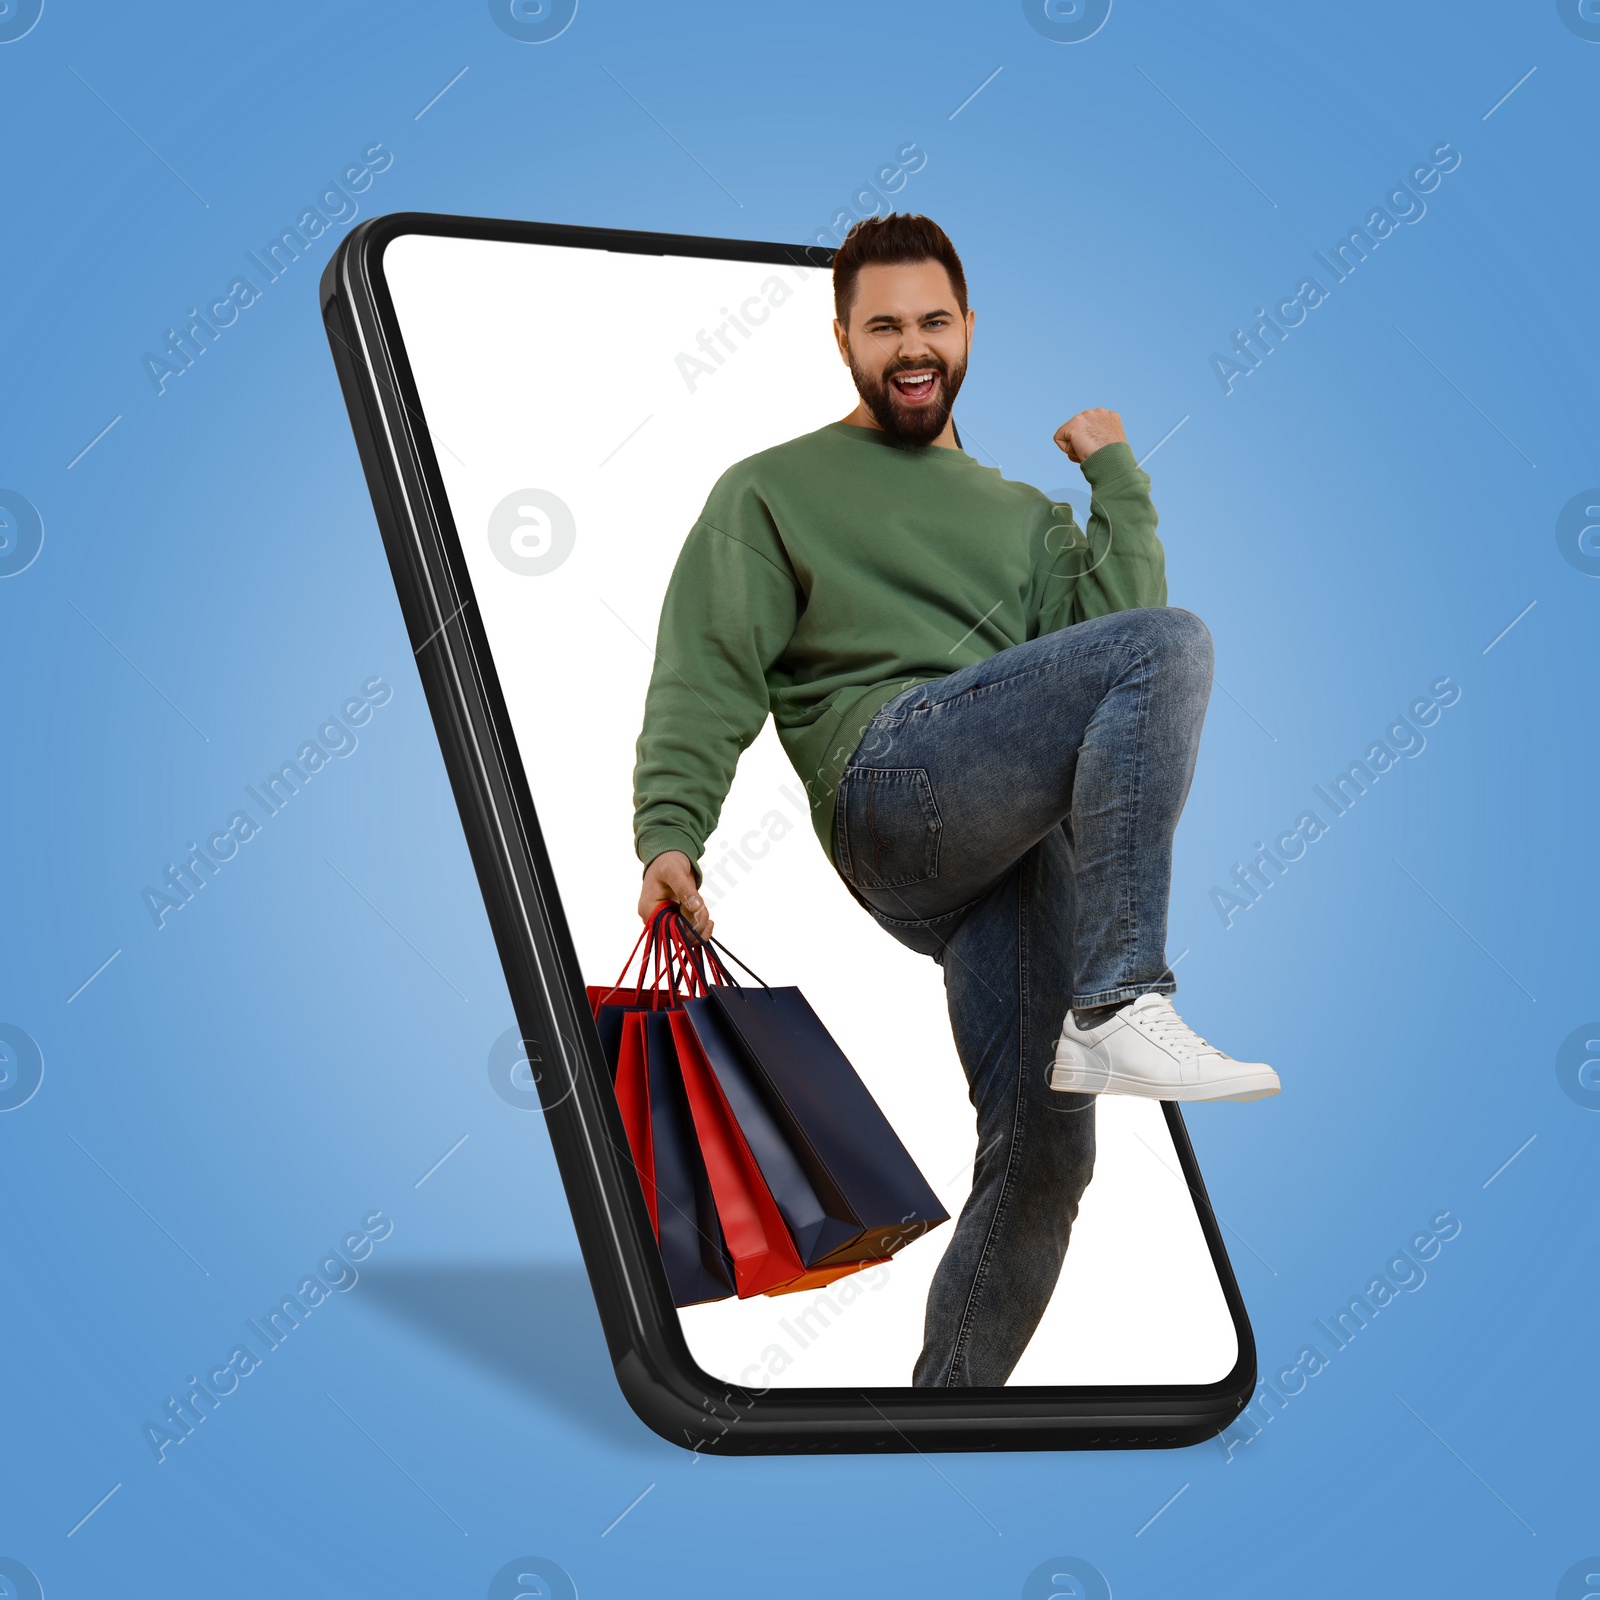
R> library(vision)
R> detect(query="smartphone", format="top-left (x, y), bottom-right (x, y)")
top-left (320, 213), bottom-right (1257, 1454)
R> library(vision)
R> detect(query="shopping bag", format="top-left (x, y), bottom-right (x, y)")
top-left (705, 981), bottom-right (950, 1264)
top-left (667, 913), bottom-right (947, 1274)
top-left (611, 1010), bottom-right (655, 1231)
top-left (674, 994), bottom-right (860, 1267)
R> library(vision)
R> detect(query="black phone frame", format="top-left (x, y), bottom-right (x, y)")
top-left (319, 210), bottom-right (1258, 1455)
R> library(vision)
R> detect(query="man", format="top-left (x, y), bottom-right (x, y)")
top-left (631, 213), bottom-right (1279, 1388)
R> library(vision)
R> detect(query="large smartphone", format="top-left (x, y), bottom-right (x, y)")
top-left (320, 213), bottom-right (1257, 1454)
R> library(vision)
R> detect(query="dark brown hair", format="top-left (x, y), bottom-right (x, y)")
top-left (832, 213), bottom-right (968, 327)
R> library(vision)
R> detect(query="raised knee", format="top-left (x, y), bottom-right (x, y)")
top-left (1158, 607), bottom-right (1213, 675)
top-left (1165, 606), bottom-right (1212, 647)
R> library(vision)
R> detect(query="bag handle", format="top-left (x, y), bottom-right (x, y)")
top-left (593, 903), bottom-right (676, 1011)
top-left (659, 910), bottom-right (711, 986)
top-left (590, 924), bottom-right (649, 1013)
top-left (647, 903), bottom-right (691, 1008)
top-left (647, 902), bottom-right (710, 1009)
top-left (658, 908), bottom-right (769, 991)
top-left (660, 907), bottom-right (717, 1000)
top-left (704, 935), bottom-right (766, 988)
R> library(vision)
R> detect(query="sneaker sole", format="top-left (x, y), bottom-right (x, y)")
top-left (1049, 1062), bottom-right (1281, 1103)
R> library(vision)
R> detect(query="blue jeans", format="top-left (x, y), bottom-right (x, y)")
top-left (831, 606), bottom-right (1214, 1386)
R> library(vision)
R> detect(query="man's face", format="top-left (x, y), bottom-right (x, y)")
top-left (835, 259), bottom-right (974, 446)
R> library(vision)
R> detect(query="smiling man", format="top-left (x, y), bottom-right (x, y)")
top-left (631, 213), bottom-right (1279, 1388)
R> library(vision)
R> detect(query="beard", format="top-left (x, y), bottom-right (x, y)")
top-left (846, 345), bottom-right (968, 446)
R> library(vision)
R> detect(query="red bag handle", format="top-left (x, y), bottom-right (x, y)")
top-left (593, 904), bottom-right (675, 1011)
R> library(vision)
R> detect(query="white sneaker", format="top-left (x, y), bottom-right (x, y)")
top-left (1049, 993), bottom-right (1280, 1103)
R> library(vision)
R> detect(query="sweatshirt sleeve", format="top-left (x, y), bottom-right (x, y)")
top-left (1030, 439), bottom-right (1167, 637)
top-left (632, 517), bottom-right (799, 881)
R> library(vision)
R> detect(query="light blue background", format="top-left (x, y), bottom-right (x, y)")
top-left (2, 3), bottom-right (1596, 1596)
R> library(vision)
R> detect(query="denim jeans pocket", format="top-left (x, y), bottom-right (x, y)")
top-left (837, 766), bottom-right (943, 890)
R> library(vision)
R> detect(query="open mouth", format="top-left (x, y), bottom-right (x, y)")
top-left (888, 368), bottom-right (941, 406)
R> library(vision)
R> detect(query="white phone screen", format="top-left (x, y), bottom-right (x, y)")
top-left (381, 231), bottom-right (1239, 1389)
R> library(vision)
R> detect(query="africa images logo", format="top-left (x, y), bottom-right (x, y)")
top-left (0, 489), bottom-right (44, 578)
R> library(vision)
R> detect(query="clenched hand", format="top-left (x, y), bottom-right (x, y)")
top-left (637, 849), bottom-right (713, 939)
top-left (1053, 407), bottom-right (1126, 464)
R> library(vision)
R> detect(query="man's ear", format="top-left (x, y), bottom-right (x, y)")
top-left (833, 317), bottom-right (850, 364)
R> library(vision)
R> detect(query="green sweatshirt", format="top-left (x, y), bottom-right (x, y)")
top-left (632, 420), bottom-right (1166, 877)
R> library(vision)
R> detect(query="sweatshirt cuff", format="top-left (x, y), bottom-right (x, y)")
top-left (1078, 439), bottom-right (1143, 490)
top-left (637, 828), bottom-right (704, 888)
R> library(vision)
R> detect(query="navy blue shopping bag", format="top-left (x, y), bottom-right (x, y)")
top-left (671, 926), bottom-right (949, 1269)
top-left (703, 982), bottom-right (949, 1265)
top-left (677, 995), bottom-right (862, 1269)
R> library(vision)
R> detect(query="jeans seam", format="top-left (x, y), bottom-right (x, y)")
top-left (1084, 639), bottom-right (1154, 1000)
top-left (941, 869), bottom-right (1031, 1386)
top-left (1072, 980), bottom-right (1177, 1008)
top-left (908, 641), bottom-right (1132, 723)
top-left (1119, 647), bottom-right (1152, 989)
top-left (860, 884), bottom-right (989, 934)
top-left (833, 774), bottom-right (854, 881)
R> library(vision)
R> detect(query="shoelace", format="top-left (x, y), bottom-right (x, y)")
top-left (1130, 997), bottom-right (1227, 1060)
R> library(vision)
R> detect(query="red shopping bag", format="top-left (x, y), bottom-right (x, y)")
top-left (612, 1010), bottom-right (656, 1233)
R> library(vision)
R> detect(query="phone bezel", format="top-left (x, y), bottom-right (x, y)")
top-left (319, 210), bottom-right (1258, 1454)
